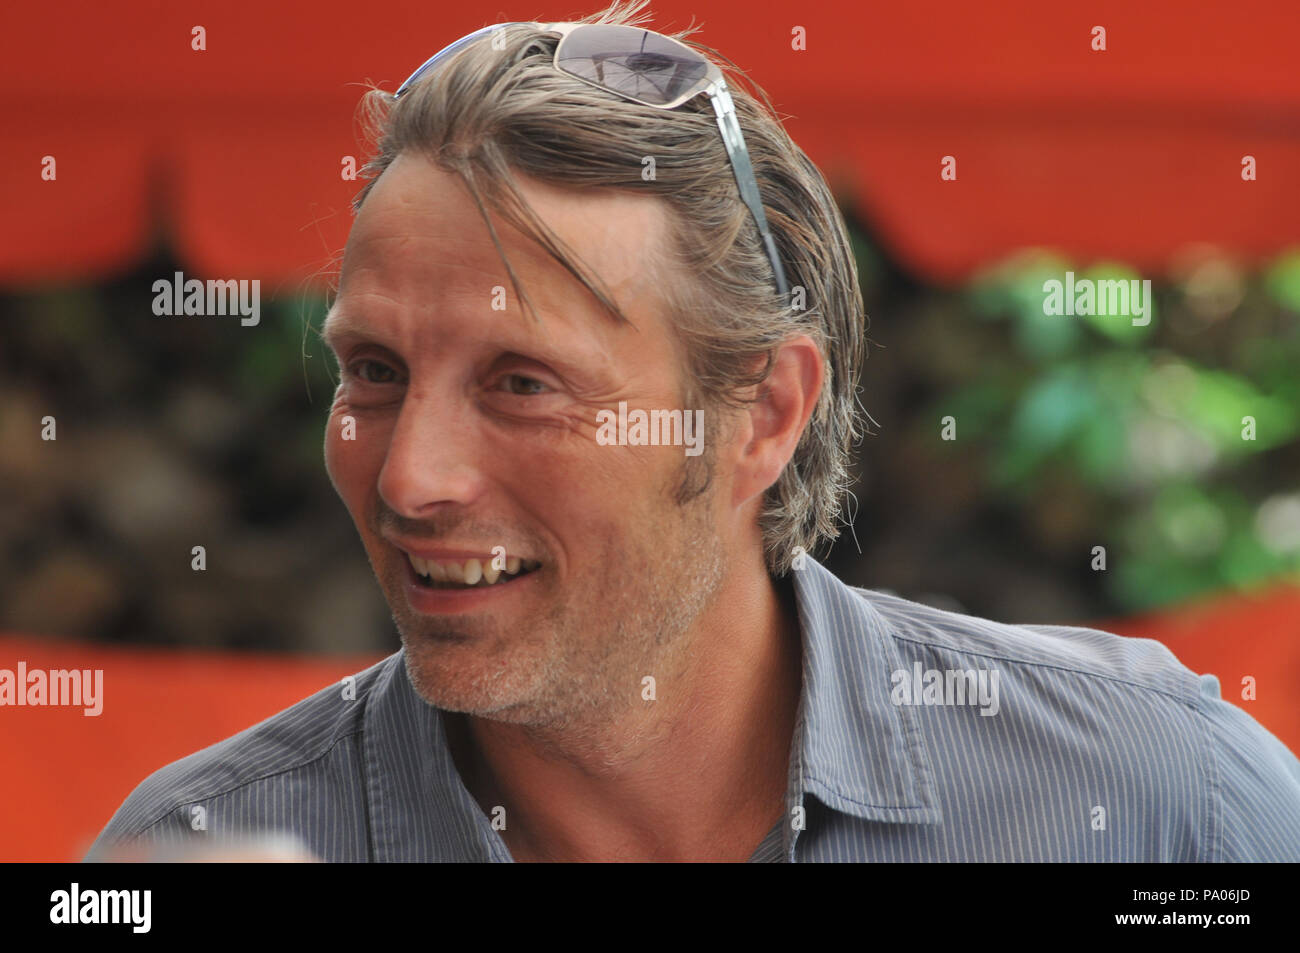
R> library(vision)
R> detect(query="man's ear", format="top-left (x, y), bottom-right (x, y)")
top-left (731, 335), bottom-right (825, 508)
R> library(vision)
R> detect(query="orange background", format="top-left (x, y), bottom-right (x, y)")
top-left (3, 1), bottom-right (1298, 289)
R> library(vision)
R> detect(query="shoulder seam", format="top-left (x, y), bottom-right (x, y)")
top-left (130, 727), bottom-right (365, 838)
top-left (884, 628), bottom-right (1198, 706)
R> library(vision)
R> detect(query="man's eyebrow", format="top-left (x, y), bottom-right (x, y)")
top-left (320, 311), bottom-right (368, 350)
top-left (319, 306), bottom-right (612, 381)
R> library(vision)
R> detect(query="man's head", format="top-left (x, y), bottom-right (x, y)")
top-left (321, 1), bottom-right (864, 727)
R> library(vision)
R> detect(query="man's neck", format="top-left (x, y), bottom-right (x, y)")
top-left (445, 565), bottom-right (804, 862)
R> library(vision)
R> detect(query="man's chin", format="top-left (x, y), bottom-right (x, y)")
top-left (398, 625), bottom-right (543, 719)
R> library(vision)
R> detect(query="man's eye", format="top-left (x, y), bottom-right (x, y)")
top-left (499, 374), bottom-right (549, 396)
top-left (350, 360), bottom-right (399, 384)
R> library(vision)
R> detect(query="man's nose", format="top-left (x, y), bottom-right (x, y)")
top-left (377, 389), bottom-right (485, 517)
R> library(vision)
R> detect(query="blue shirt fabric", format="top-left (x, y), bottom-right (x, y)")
top-left (89, 559), bottom-right (1300, 861)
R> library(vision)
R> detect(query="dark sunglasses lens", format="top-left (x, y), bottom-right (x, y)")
top-left (555, 24), bottom-right (709, 106)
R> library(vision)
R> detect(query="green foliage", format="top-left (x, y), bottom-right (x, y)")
top-left (953, 249), bottom-right (1300, 610)
top-left (1264, 247), bottom-right (1300, 313)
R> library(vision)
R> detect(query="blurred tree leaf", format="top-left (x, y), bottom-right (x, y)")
top-left (1078, 262), bottom-right (1156, 345)
top-left (1264, 247), bottom-right (1300, 313)
top-left (992, 363), bottom-right (1096, 485)
top-left (1176, 367), bottom-right (1296, 455)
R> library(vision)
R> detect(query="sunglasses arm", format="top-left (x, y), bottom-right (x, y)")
top-left (708, 81), bottom-right (791, 302)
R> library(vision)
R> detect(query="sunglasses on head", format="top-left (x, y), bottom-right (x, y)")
top-left (394, 22), bottom-right (790, 303)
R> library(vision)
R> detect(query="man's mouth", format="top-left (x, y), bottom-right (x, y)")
top-left (405, 552), bottom-right (541, 590)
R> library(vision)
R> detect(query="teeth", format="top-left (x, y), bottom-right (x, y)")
top-left (406, 551), bottom-right (539, 587)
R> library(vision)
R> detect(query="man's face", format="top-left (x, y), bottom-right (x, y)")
top-left (323, 152), bottom-right (729, 727)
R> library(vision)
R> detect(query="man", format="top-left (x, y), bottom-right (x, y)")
top-left (91, 2), bottom-right (1300, 862)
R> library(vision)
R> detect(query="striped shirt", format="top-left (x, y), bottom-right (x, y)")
top-left (88, 558), bottom-right (1300, 861)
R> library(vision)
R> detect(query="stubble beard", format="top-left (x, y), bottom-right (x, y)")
top-left (390, 483), bottom-right (728, 736)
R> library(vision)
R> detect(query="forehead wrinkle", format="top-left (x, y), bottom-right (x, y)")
top-left (340, 232), bottom-right (509, 302)
top-left (357, 155), bottom-right (667, 316)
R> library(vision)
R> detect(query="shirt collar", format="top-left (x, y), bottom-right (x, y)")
top-left (363, 654), bottom-right (507, 861)
top-left (788, 558), bottom-right (942, 826)
top-left (362, 557), bottom-right (942, 861)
